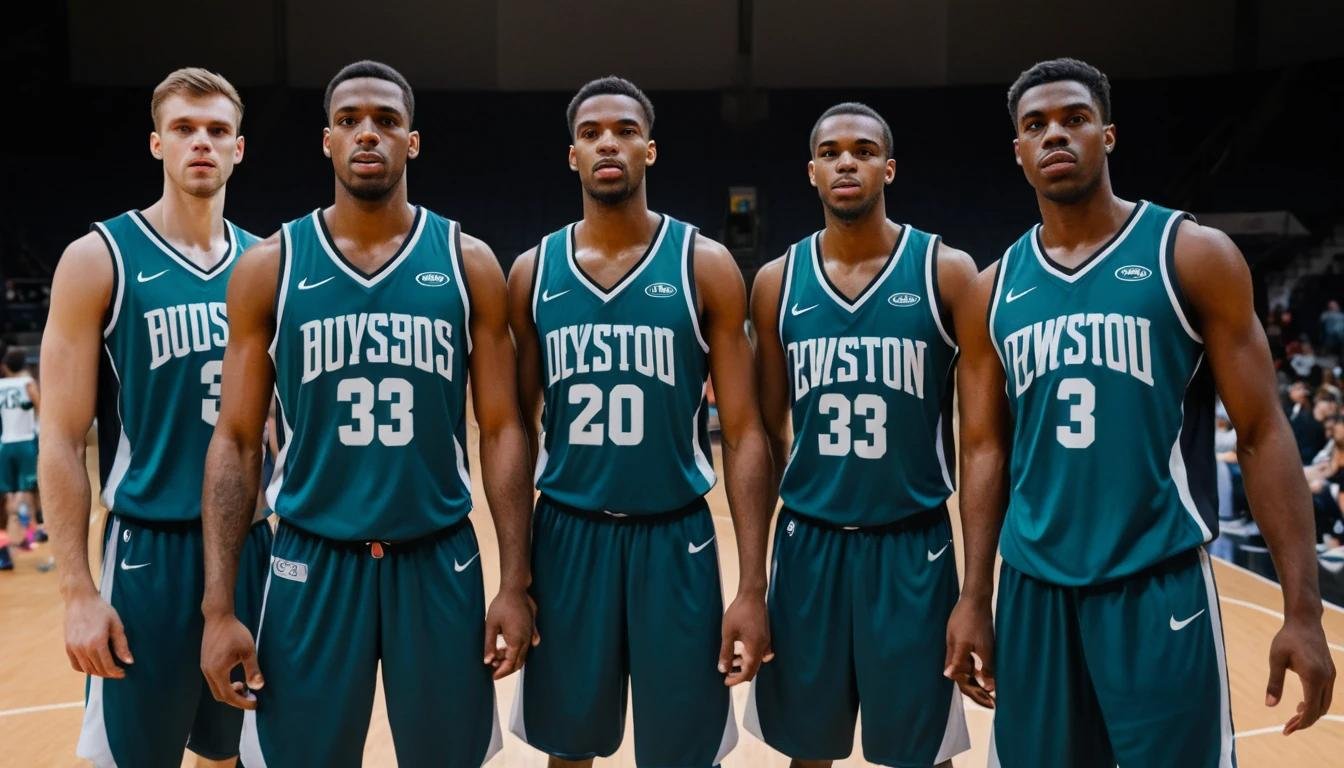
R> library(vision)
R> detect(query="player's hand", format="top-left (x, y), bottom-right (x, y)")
top-left (719, 591), bottom-right (773, 686)
top-left (1266, 614), bottom-right (1336, 734)
top-left (944, 595), bottom-right (996, 709)
top-left (484, 586), bottom-right (539, 680)
top-left (201, 612), bottom-right (263, 710)
top-left (64, 590), bottom-right (132, 679)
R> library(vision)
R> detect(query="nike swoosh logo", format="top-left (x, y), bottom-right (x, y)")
top-left (790, 303), bottom-right (819, 317)
top-left (927, 543), bottom-right (951, 562)
top-left (119, 559), bottom-right (151, 571)
top-left (1004, 286), bottom-right (1037, 303)
top-left (688, 536), bottom-right (715, 554)
top-left (136, 269), bottom-right (170, 283)
top-left (542, 288), bottom-right (570, 302)
top-left (1169, 609), bottom-right (1206, 631)
top-left (298, 276), bottom-right (335, 290)
top-left (453, 552), bottom-right (481, 572)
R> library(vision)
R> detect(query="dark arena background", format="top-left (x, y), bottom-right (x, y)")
top-left (1, 2), bottom-right (1343, 766)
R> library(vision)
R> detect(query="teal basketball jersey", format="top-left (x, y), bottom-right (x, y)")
top-left (267, 206), bottom-right (472, 541)
top-left (989, 200), bottom-right (1215, 585)
top-left (531, 215), bottom-right (715, 514)
top-left (94, 211), bottom-right (259, 521)
top-left (777, 226), bottom-right (958, 526)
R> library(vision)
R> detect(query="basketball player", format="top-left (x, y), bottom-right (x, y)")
top-left (745, 103), bottom-right (972, 767)
top-left (945, 58), bottom-right (1336, 766)
top-left (39, 68), bottom-right (272, 767)
top-left (506, 75), bottom-right (773, 768)
top-left (0, 349), bottom-right (40, 567)
top-left (198, 60), bottom-right (536, 768)
top-left (0, 349), bottom-right (39, 554)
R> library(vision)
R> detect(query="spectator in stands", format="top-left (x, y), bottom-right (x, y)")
top-left (1306, 417), bottom-right (1344, 549)
top-left (1290, 337), bottom-right (1320, 382)
top-left (1265, 310), bottom-right (1286, 366)
top-left (1321, 299), bottom-right (1344, 357)
top-left (1288, 380), bottom-right (1326, 463)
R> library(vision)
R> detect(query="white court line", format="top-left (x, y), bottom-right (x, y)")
top-left (1218, 596), bottom-right (1344, 656)
top-left (1233, 715), bottom-right (1344, 739)
top-left (0, 700), bottom-right (82, 718)
top-left (1213, 555), bottom-right (1344, 615)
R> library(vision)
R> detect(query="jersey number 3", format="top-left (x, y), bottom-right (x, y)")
top-left (1055, 377), bottom-right (1096, 449)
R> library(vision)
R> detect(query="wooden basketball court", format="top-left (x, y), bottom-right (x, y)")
top-left (1, 431), bottom-right (1340, 767)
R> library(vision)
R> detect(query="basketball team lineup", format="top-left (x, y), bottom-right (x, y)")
top-left (5, 55), bottom-right (1341, 767)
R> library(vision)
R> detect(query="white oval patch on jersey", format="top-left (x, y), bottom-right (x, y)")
top-left (416, 271), bottom-right (450, 287)
top-left (1114, 265), bottom-right (1152, 282)
top-left (645, 282), bottom-right (678, 298)
top-left (888, 292), bottom-right (921, 307)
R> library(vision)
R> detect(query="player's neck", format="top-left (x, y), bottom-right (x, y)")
top-left (144, 183), bottom-right (227, 255)
top-left (327, 182), bottom-right (416, 246)
top-left (1036, 174), bottom-right (1131, 251)
top-left (820, 205), bottom-right (899, 265)
top-left (578, 190), bottom-right (660, 254)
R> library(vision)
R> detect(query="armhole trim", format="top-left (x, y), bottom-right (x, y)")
top-left (682, 226), bottom-right (708, 353)
top-left (269, 223), bottom-right (293, 359)
top-left (92, 223), bottom-right (125, 338)
top-left (1159, 211), bottom-right (1203, 343)
top-left (986, 245), bottom-right (1012, 371)
top-left (925, 234), bottom-right (956, 348)
top-left (529, 233), bottom-right (548, 322)
top-left (777, 242), bottom-right (797, 349)
top-left (448, 220), bottom-right (473, 354)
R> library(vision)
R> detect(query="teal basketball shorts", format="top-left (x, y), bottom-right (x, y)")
top-left (745, 507), bottom-right (969, 767)
top-left (990, 547), bottom-right (1236, 768)
top-left (77, 514), bottom-right (273, 767)
top-left (0, 438), bottom-right (37, 493)
top-left (510, 495), bottom-right (736, 768)
top-left (240, 518), bottom-right (501, 768)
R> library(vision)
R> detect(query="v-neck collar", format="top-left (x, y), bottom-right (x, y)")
top-left (312, 206), bottom-right (426, 289)
top-left (567, 214), bottom-right (669, 303)
top-left (1031, 200), bottom-right (1148, 284)
top-left (129, 210), bottom-right (236, 281)
top-left (811, 224), bottom-right (909, 313)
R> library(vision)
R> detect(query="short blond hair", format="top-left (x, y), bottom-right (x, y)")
top-left (150, 67), bottom-right (243, 130)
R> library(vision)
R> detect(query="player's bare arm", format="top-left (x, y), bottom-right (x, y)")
top-left (749, 255), bottom-right (790, 497)
top-left (695, 233), bottom-right (775, 686)
top-left (1172, 220), bottom-right (1336, 733)
top-left (200, 235), bottom-right (280, 710)
top-left (944, 261), bottom-right (1009, 709)
top-left (506, 246), bottom-right (544, 467)
top-left (460, 233), bottom-right (539, 679)
top-left (39, 232), bottom-right (132, 680)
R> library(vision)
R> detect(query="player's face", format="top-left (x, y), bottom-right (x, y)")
top-left (1012, 80), bottom-right (1114, 204)
top-left (323, 78), bottom-right (419, 201)
top-left (568, 95), bottom-right (656, 206)
top-left (150, 94), bottom-right (244, 199)
top-left (808, 114), bottom-right (895, 221)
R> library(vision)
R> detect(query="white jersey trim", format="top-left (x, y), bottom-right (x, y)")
top-left (1170, 353), bottom-right (1214, 541)
top-left (924, 234), bottom-right (956, 348)
top-left (311, 206), bottom-right (427, 289)
top-left (692, 382), bottom-right (717, 487)
top-left (447, 219), bottom-right (473, 355)
top-left (933, 685), bottom-right (971, 763)
top-left (987, 248), bottom-right (1012, 373)
top-left (1159, 211), bottom-right (1203, 343)
top-left (75, 517), bottom-right (121, 768)
top-left (776, 243), bottom-right (797, 350)
top-left (239, 562), bottom-right (275, 768)
top-left (565, 215), bottom-right (670, 303)
top-left (99, 352), bottom-right (132, 511)
top-left (128, 210), bottom-right (237, 281)
top-left (681, 226), bottom-right (709, 353)
top-left (93, 222), bottom-right (127, 338)
top-left (1198, 548), bottom-right (1237, 768)
top-left (1029, 200), bottom-right (1149, 284)
top-left (269, 223), bottom-right (294, 359)
top-left (810, 225), bottom-right (910, 314)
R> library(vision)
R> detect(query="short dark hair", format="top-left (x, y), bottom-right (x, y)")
top-left (566, 76), bottom-right (655, 137)
top-left (3, 349), bottom-right (26, 373)
top-left (324, 60), bottom-right (415, 125)
top-left (1006, 57), bottom-right (1112, 126)
top-left (809, 102), bottom-right (893, 158)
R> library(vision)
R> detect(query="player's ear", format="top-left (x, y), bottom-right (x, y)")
top-left (884, 157), bottom-right (896, 184)
top-left (1103, 123), bottom-right (1116, 155)
top-left (407, 130), bottom-right (420, 160)
top-left (807, 160), bottom-right (817, 188)
top-left (568, 145), bottom-right (578, 172)
top-left (1012, 137), bottom-right (1022, 167)
top-left (645, 139), bottom-right (657, 166)
top-left (234, 135), bottom-right (245, 165)
top-left (322, 127), bottom-right (332, 158)
top-left (149, 131), bottom-right (163, 160)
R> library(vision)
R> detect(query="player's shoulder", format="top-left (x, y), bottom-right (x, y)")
top-left (691, 230), bottom-right (734, 264)
top-left (507, 245), bottom-right (539, 288)
top-left (1172, 218), bottom-right (1241, 265)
